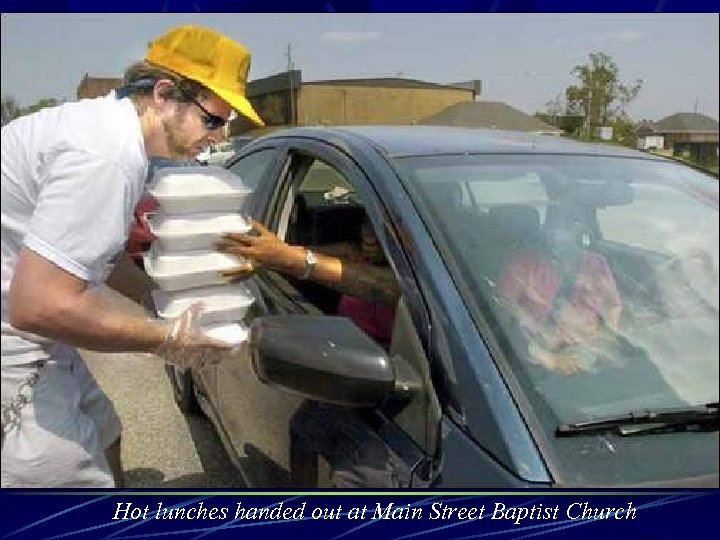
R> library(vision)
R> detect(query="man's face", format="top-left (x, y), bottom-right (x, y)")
top-left (159, 92), bottom-right (232, 160)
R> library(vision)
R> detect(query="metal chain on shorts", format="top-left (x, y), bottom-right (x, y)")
top-left (1, 363), bottom-right (44, 446)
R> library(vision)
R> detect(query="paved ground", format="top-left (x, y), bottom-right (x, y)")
top-left (81, 257), bottom-right (245, 488)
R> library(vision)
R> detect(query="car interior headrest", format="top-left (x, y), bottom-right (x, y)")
top-left (541, 204), bottom-right (593, 252)
top-left (487, 204), bottom-right (541, 244)
top-left (422, 182), bottom-right (463, 210)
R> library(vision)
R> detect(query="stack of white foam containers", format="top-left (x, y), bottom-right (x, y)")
top-left (144, 165), bottom-right (256, 347)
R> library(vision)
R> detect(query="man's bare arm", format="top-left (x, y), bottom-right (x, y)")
top-left (9, 248), bottom-right (166, 352)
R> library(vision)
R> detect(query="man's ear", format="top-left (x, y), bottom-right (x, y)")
top-left (152, 79), bottom-right (177, 104)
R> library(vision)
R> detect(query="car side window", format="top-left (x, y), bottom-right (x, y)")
top-left (261, 156), bottom-right (374, 314)
top-left (227, 148), bottom-right (276, 191)
top-left (262, 154), bottom-right (399, 324)
top-left (288, 159), bottom-right (364, 247)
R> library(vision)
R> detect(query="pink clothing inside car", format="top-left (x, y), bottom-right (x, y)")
top-left (338, 294), bottom-right (396, 348)
top-left (126, 194), bottom-right (158, 264)
top-left (498, 250), bottom-right (622, 346)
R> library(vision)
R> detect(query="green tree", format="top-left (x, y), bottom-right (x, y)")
top-left (22, 97), bottom-right (59, 115)
top-left (609, 115), bottom-right (637, 147)
top-left (544, 93), bottom-right (565, 124)
top-left (1, 94), bottom-right (22, 125)
top-left (2, 96), bottom-right (61, 126)
top-left (565, 52), bottom-right (643, 137)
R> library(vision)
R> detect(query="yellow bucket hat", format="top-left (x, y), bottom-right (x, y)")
top-left (145, 25), bottom-right (264, 127)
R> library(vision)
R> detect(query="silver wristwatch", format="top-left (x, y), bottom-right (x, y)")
top-left (301, 249), bottom-right (318, 279)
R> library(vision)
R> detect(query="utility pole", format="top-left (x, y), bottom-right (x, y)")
top-left (286, 42), bottom-right (296, 126)
top-left (586, 87), bottom-right (593, 138)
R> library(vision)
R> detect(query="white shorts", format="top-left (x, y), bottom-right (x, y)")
top-left (1, 348), bottom-right (122, 488)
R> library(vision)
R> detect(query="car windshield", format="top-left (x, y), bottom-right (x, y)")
top-left (396, 153), bottom-right (718, 484)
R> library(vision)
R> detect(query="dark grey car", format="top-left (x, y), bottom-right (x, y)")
top-left (167, 126), bottom-right (719, 488)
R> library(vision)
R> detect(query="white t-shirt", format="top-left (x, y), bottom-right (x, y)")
top-left (1, 92), bottom-right (148, 366)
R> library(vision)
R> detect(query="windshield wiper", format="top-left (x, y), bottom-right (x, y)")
top-left (556, 402), bottom-right (719, 437)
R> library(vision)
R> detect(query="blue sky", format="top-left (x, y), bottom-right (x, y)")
top-left (1, 13), bottom-right (718, 121)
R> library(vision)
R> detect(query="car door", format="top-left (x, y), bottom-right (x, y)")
top-left (208, 143), bottom-right (320, 487)
top-left (213, 136), bottom-right (441, 487)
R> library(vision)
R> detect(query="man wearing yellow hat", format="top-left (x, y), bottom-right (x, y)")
top-left (1, 26), bottom-right (263, 488)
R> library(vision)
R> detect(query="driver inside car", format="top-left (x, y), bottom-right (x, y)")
top-left (496, 202), bottom-right (686, 420)
top-left (498, 209), bottom-right (623, 374)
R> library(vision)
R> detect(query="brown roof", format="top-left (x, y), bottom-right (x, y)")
top-left (245, 71), bottom-right (475, 98)
top-left (77, 74), bottom-right (123, 99)
top-left (649, 113), bottom-right (719, 133)
top-left (420, 101), bottom-right (562, 133)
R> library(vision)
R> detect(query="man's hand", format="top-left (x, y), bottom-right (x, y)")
top-left (154, 303), bottom-right (234, 370)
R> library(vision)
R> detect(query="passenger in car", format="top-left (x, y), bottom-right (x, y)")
top-left (498, 211), bottom-right (623, 374)
top-left (216, 217), bottom-right (399, 348)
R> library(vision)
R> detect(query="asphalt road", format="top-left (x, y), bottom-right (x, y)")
top-left (81, 259), bottom-right (245, 488)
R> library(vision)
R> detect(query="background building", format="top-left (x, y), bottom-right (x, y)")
top-left (636, 112), bottom-right (719, 168)
top-left (77, 74), bottom-right (122, 99)
top-left (232, 70), bottom-right (480, 134)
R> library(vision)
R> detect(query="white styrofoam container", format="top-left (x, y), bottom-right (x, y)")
top-left (144, 248), bottom-right (244, 291)
top-left (202, 322), bottom-right (249, 345)
top-left (148, 165), bottom-right (252, 214)
top-left (151, 284), bottom-right (254, 325)
top-left (147, 212), bottom-right (251, 251)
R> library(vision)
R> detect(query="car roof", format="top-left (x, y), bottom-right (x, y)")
top-left (260, 125), bottom-right (662, 160)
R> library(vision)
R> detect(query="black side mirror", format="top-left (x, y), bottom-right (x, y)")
top-left (249, 316), bottom-right (396, 407)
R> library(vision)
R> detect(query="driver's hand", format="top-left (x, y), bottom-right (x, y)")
top-left (218, 260), bottom-right (258, 282)
top-left (215, 219), bottom-right (304, 278)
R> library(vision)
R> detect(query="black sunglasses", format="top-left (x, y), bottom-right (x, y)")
top-left (116, 79), bottom-right (228, 130)
top-left (189, 99), bottom-right (228, 131)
